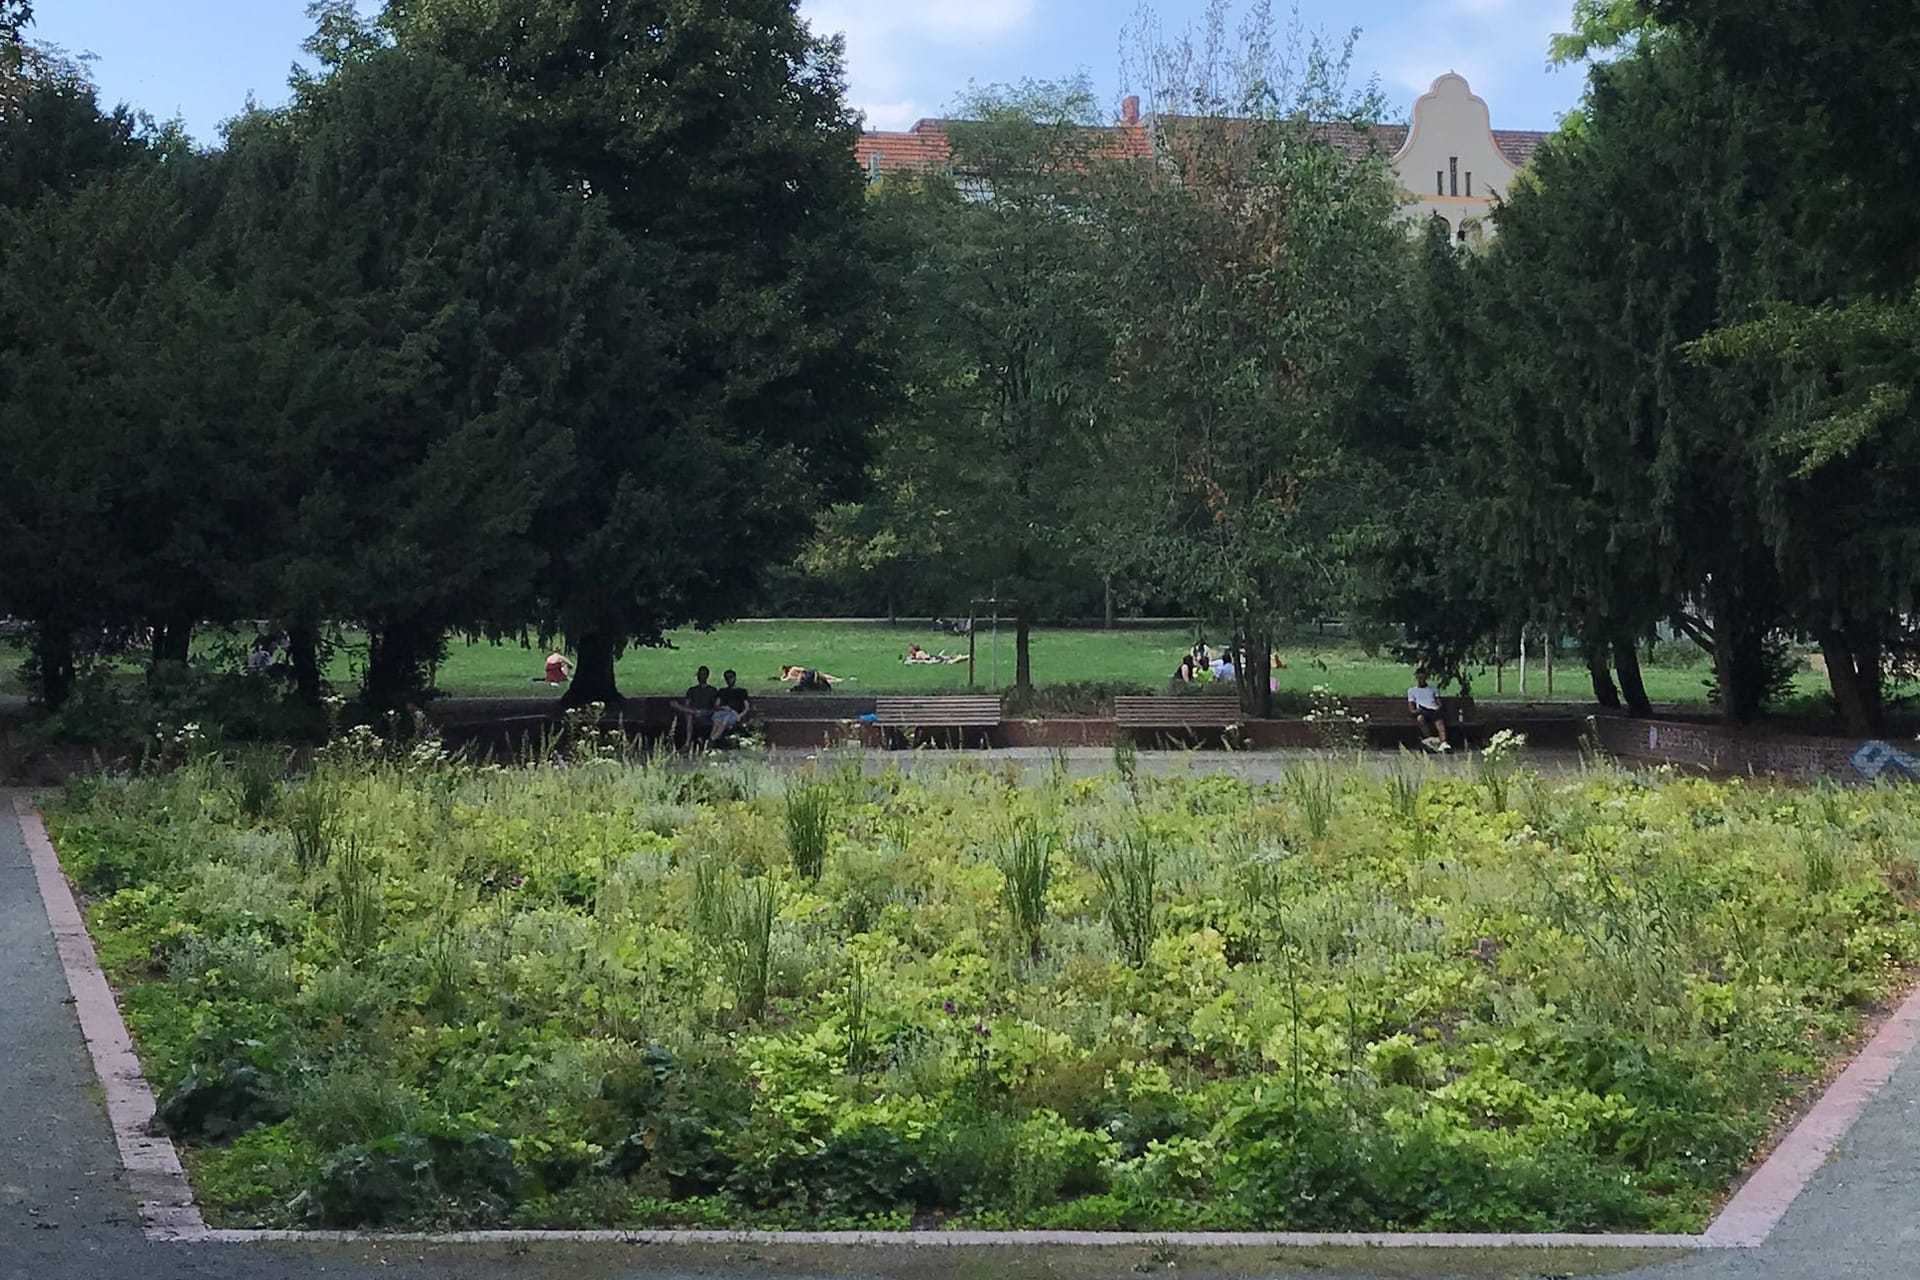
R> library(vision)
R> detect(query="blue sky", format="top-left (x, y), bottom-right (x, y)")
top-left (38, 0), bottom-right (1585, 143)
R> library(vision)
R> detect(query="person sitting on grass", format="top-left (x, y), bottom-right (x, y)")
top-left (711, 669), bottom-right (751, 744)
top-left (539, 651), bottom-right (572, 685)
top-left (780, 665), bottom-right (841, 691)
top-left (673, 665), bottom-right (719, 745)
top-left (905, 644), bottom-right (935, 664)
top-left (1408, 668), bottom-right (1452, 752)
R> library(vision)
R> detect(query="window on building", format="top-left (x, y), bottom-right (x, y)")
top-left (1436, 171), bottom-right (1444, 196)
top-left (1466, 171), bottom-right (1473, 197)
top-left (1449, 156), bottom-right (1458, 198)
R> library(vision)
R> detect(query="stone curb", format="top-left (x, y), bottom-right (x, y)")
top-left (14, 799), bottom-right (207, 1241)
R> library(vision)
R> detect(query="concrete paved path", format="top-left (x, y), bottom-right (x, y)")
top-left (2, 792), bottom-right (1910, 1280)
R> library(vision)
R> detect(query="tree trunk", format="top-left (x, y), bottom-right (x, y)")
top-left (1236, 623), bottom-right (1272, 719)
top-left (150, 618), bottom-right (191, 669)
top-left (1718, 616), bottom-right (1769, 724)
top-left (1586, 649), bottom-right (1622, 709)
top-left (287, 625), bottom-right (322, 707)
top-left (1821, 628), bottom-right (1884, 737)
top-left (1612, 634), bottom-right (1652, 717)
top-left (364, 621), bottom-right (437, 713)
top-left (1014, 609), bottom-right (1032, 692)
top-left (34, 624), bottom-right (75, 710)
top-left (562, 630), bottom-right (623, 708)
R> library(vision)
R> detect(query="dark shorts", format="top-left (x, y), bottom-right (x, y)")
top-left (1413, 706), bottom-right (1446, 729)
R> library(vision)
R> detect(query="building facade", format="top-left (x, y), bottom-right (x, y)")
top-left (854, 74), bottom-right (1548, 241)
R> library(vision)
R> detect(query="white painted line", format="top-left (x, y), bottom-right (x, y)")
top-left (14, 798), bottom-right (207, 1242)
top-left (1703, 979), bottom-right (1920, 1247)
top-left (197, 1228), bottom-right (1708, 1248)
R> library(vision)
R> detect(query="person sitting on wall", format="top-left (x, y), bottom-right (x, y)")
top-left (673, 665), bottom-right (720, 745)
top-left (711, 669), bottom-right (751, 744)
top-left (1408, 668), bottom-right (1453, 752)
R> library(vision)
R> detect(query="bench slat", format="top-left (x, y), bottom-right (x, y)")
top-left (1113, 695), bottom-right (1244, 728)
top-left (875, 697), bottom-right (1002, 727)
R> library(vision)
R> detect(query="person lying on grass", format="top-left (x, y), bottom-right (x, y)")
top-left (779, 665), bottom-right (843, 691)
top-left (904, 645), bottom-right (968, 665)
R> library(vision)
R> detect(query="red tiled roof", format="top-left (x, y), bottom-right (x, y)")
top-left (1492, 130), bottom-right (1550, 167)
top-left (855, 118), bottom-right (1153, 178)
top-left (854, 120), bottom-right (954, 174)
top-left (1307, 121), bottom-right (1409, 162)
top-left (855, 118), bottom-right (1551, 176)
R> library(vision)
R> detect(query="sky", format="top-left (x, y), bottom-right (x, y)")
top-left (36, 0), bottom-right (1585, 144)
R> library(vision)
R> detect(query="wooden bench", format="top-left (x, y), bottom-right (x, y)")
top-left (1113, 693), bottom-right (1244, 746)
top-left (1348, 694), bottom-right (1476, 748)
top-left (874, 695), bottom-right (1003, 749)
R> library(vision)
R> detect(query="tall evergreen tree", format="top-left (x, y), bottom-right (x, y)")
top-left (381, 0), bottom-right (885, 704)
top-left (219, 38), bottom-right (634, 709)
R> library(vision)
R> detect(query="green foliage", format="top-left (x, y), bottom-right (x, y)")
top-left (47, 757), bottom-right (1920, 1230)
top-left (998, 816), bottom-right (1056, 961)
top-left (1093, 827), bottom-right (1161, 969)
top-left (784, 784), bottom-right (834, 882)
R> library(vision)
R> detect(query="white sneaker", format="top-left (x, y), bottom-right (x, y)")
top-left (1421, 737), bottom-right (1441, 752)
top-left (1439, 742), bottom-right (1453, 752)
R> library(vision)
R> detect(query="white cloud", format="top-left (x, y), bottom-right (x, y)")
top-left (1373, 0), bottom-right (1564, 124)
top-left (802, 0), bottom-right (1040, 129)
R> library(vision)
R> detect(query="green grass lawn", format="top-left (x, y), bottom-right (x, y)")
top-left (340, 621), bottom-right (1808, 704)
top-left (5, 622), bottom-right (1830, 707)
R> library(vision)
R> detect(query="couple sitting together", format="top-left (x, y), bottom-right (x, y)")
top-left (673, 666), bottom-right (752, 745)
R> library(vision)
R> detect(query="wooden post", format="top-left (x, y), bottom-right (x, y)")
top-left (967, 613), bottom-right (977, 688)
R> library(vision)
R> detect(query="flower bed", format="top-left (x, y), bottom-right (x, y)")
top-left (46, 750), bottom-right (1920, 1232)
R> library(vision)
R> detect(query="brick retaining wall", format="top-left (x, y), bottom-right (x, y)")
top-left (1588, 714), bottom-right (1894, 783)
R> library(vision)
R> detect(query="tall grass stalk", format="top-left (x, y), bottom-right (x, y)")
top-left (785, 784), bottom-right (835, 881)
top-left (725, 877), bottom-right (778, 1021)
top-left (1096, 828), bottom-right (1160, 968)
top-left (287, 778), bottom-right (339, 872)
top-left (999, 817), bottom-right (1055, 961)
top-left (844, 955), bottom-right (872, 1076)
top-left (1286, 763), bottom-right (1336, 843)
top-left (334, 834), bottom-right (380, 958)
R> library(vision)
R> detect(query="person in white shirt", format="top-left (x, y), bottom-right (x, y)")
top-left (1407, 668), bottom-right (1452, 751)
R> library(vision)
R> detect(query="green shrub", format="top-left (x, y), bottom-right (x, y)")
top-left (47, 756), bottom-right (1920, 1232)
top-left (303, 1130), bottom-right (518, 1228)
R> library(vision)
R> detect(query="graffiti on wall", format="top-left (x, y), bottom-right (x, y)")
top-left (1851, 740), bottom-right (1920, 782)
